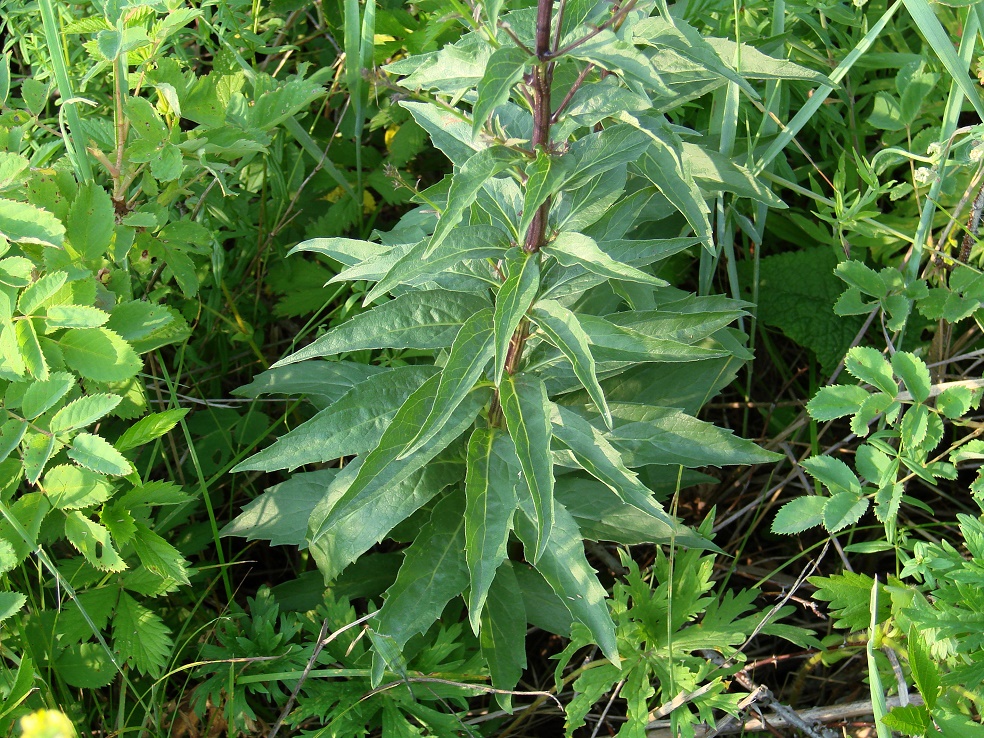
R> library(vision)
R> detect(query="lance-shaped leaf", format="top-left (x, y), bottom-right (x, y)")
top-left (274, 290), bottom-right (489, 367)
top-left (519, 149), bottom-right (571, 240)
top-left (403, 310), bottom-right (494, 457)
top-left (500, 374), bottom-right (553, 562)
top-left (473, 45), bottom-right (530, 137)
top-left (233, 360), bottom-right (384, 404)
top-left (549, 403), bottom-right (678, 530)
top-left (373, 493), bottom-right (468, 652)
top-left (464, 427), bottom-right (520, 633)
top-left (514, 496), bottom-right (618, 664)
top-left (234, 365), bottom-right (436, 472)
top-left (16, 319), bottom-right (47, 380)
top-left (610, 405), bottom-right (781, 467)
top-left (308, 376), bottom-right (486, 581)
top-left (531, 300), bottom-right (611, 429)
top-left (481, 562), bottom-right (527, 711)
top-left (427, 146), bottom-right (518, 256)
top-left (365, 225), bottom-right (509, 303)
top-left (494, 250), bottom-right (539, 385)
top-left (544, 232), bottom-right (666, 287)
top-left (577, 314), bottom-right (727, 363)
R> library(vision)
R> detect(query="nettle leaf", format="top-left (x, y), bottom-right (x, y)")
top-left (235, 365), bottom-right (436, 472)
top-left (493, 250), bottom-right (539, 384)
top-left (845, 347), bottom-right (897, 396)
top-left (373, 494), bottom-right (468, 654)
top-left (113, 591), bottom-right (172, 677)
top-left (274, 290), bottom-right (489, 366)
top-left (473, 45), bottom-right (530, 138)
top-left (49, 394), bottom-right (122, 434)
top-left (21, 371), bottom-right (75, 419)
top-left (531, 300), bottom-right (611, 429)
top-left (427, 145), bottom-right (519, 255)
top-left (500, 374), bottom-right (554, 563)
top-left (68, 433), bottom-right (134, 476)
top-left (514, 496), bottom-right (617, 664)
top-left (465, 428), bottom-right (520, 632)
top-left (65, 511), bottom-right (126, 572)
top-left (891, 351), bottom-right (930, 403)
top-left (405, 309), bottom-right (494, 457)
top-left (544, 231), bottom-right (666, 286)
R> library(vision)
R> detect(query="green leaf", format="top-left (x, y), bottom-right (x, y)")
top-left (0, 419), bottom-right (26, 463)
top-left (235, 365), bottom-right (436, 472)
top-left (550, 404), bottom-right (679, 535)
top-left (514, 497), bottom-right (617, 664)
top-left (806, 385), bottom-right (870, 421)
top-left (772, 496), bottom-right (827, 534)
top-left (0, 152), bottom-right (29, 191)
top-left (480, 563), bottom-right (527, 711)
top-left (473, 45), bottom-right (529, 137)
top-left (0, 323), bottom-right (25, 380)
top-left (881, 704), bottom-right (931, 736)
top-left (65, 511), bottom-right (126, 572)
top-left (21, 371), bottom-right (75, 419)
top-left (115, 408), bottom-right (190, 451)
top-left (0, 198), bottom-right (65, 247)
top-left (23, 431), bottom-right (58, 484)
top-left (891, 351), bottom-right (930, 403)
top-left (531, 300), bottom-right (611, 429)
top-left (365, 225), bottom-right (508, 303)
top-left (808, 571), bottom-right (889, 631)
top-left (545, 232), bottom-right (666, 286)
top-left (464, 427), bottom-right (519, 633)
top-left (308, 377), bottom-right (485, 581)
top-left (221, 469), bottom-right (334, 547)
top-left (45, 305), bottom-right (111, 329)
top-left (113, 592), bottom-right (172, 677)
top-left (836, 260), bottom-right (888, 298)
top-left (822, 492), bottom-right (869, 532)
top-left (845, 347), bottom-right (897, 396)
top-left (67, 433), bottom-right (134, 476)
top-left (907, 626), bottom-right (940, 710)
top-left (16, 319), bottom-right (47, 380)
top-left (60, 327), bottom-right (141, 382)
top-left (132, 522), bottom-right (190, 585)
top-left (232, 360), bottom-right (384, 403)
top-left (18, 271), bottom-right (67, 315)
top-left (54, 642), bottom-right (116, 689)
top-left (802, 455), bottom-right (862, 496)
top-left (610, 405), bottom-right (780, 467)
top-left (43, 464), bottom-right (113, 509)
top-left (500, 374), bottom-right (554, 563)
top-left (67, 183), bottom-right (115, 260)
top-left (493, 250), bottom-right (539, 385)
top-left (577, 314), bottom-right (727, 363)
top-left (937, 384), bottom-right (973, 419)
top-left (427, 146), bottom-right (519, 255)
top-left (373, 494), bottom-right (468, 652)
top-left (274, 290), bottom-right (489, 367)
top-left (404, 310), bottom-right (494, 457)
top-left (49, 394), bottom-right (122, 433)
top-left (0, 591), bottom-right (26, 623)
top-left (519, 149), bottom-right (570, 240)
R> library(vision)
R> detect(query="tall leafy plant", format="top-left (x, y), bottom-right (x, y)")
top-left (231, 0), bottom-right (823, 701)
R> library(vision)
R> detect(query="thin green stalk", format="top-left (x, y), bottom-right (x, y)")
top-left (37, 0), bottom-right (93, 182)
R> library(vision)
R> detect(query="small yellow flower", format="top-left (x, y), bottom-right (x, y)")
top-left (385, 126), bottom-right (399, 149)
top-left (19, 710), bottom-right (76, 738)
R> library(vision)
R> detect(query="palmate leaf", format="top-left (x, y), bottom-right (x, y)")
top-left (307, 375), bottom-right (487, 581)
top-left (531, 300), bottom-right (612, 429)
top-left (234, 365), bottom-right (436, 472)
top-left (403, 310), bottom-right (494, 457)
top-left (514, 496), bottom-right (618, 664)
top-left (494, 250), bottom-right (539, 384)
top-left (373, 494), bottom-right (468, 654)
top-left (274, 290), bottom-right (489, 367)
top-left (464, 427), bottom-right (519, 632)
top-left (500, 374), bottom-right (554, 563)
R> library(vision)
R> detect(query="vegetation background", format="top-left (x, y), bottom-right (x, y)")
top-left (0, 0), bottom-right (982, 736)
